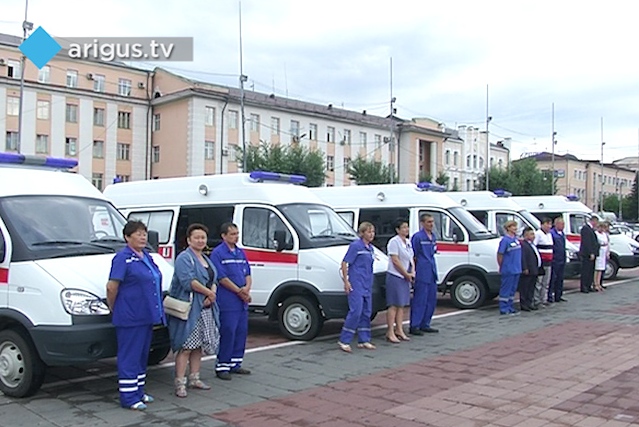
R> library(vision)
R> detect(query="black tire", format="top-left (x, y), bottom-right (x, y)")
top-left (147, 345), bottom-right (170, 365)
top-left (278, 296), bottom-right (323, 341)
top-left (604, 258), bottom-right (619, 280)
top-left (0, 329), bottom-right (46, 398)
top-left (450, 275), bottom-right (487, 309)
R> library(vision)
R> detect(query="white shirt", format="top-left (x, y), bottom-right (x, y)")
top-left (386, 235), bottom-right (414, 278)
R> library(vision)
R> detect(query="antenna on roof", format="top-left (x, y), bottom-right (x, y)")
top-left (284, 62), bottom-right (288, 97)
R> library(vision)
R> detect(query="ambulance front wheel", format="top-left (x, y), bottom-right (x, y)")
top-left (450, 276), bottom-right (487, 309)
top-left (0, 329), bottom-right (46, 398)
top-left (278, 296), bottom-right (323, 341)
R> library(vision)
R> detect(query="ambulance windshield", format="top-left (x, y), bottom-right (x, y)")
top-left (279, 203), bottom-right (358, 248)
top-left (1, 195), bottom-right (128, 260)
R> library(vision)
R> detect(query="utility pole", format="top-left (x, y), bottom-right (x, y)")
top-left (389, 57), bottom-right (395, 184)
top-left (485, 84), bottom-right (492, 191)
top-left (238, 1), bottom-right (247, 172)
top-left (551, 102), bottom-right (556, 195)
top-left (600, 117), bottom-right (605, 213)
top-left (17, 0), bottom-right (32, 154)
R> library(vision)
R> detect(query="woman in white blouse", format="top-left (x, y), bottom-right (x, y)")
top-left (385, 218), bottom-right (415, 343)
top-left (593, 221), bottom-right (610, 292)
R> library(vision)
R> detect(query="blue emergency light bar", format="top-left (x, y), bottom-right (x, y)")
top-left (249, 170), bottom-right (307, 184)
top-left (566, 194), bottom-right (580, 201)
top-left (416, 181), bottom-right (446, 192)
top-left (493, 189), bottom-right (512, 197)
top-left (0, 152), bottom-right (78, 169)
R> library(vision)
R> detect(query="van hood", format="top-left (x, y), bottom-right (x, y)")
top-left (34, 253), bottom-right (174, 298)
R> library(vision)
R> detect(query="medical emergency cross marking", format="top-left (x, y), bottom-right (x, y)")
top-left (19, 26), bottom-right (62, 69)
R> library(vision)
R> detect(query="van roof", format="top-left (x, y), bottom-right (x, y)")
top-left (446, 191), bottom-right (527, 211)
top-left (511, 195), bottom-right (592, 214)
top-left (103, 172), bottom-right (328, 208)
top-left (310, 183), bottom-right (461, 210)
top-left (0, 166), bottom-right (107, 200)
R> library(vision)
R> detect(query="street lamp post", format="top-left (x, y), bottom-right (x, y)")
top-left (600, 141), bottom-right (605, 213)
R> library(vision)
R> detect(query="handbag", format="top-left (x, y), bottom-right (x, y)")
top-left (163, 294), bottom-right (192, 320)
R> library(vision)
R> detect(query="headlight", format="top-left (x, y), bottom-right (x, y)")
top-left (60, 289), bottom-right (110, 315)
top-left (566, 249), bottom-right (579, 260)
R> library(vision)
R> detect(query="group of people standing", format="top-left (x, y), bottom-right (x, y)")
top-left (106, 220), bottom-right (252, 410)
top-left (337, 214), bottom-right (439, 353)
top-left (497, 214), bottom-right (610, 316)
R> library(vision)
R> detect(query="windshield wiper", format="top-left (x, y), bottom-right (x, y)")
top-left (32, 240), bottom-right (116, 253)
top-left (310, 234), bottom-right (336, 239)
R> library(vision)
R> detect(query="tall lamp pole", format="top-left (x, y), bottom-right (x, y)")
top-left (600, 117), bottom-right (605, 213)
top-left (485, 84), bottom-right (491, 191)
top-left (238, 1), bottom-right (247, 172)
top-left (17, 0), bottom-right (32, 154)
top-left (551, 102), bottom-right (556, 195)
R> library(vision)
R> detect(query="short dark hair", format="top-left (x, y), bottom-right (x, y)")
top-left (394, 217), bottom-right (409, 231)
top-left (522, 226), bottom-right (534, 235)
top-left (123, 219), bottom-right (147, 238)
top-left (187, 223), bottom-right (208, 237)
top-left (541, 217), bottom-right (552, 225)
top-left (420, 213), bottom-right (434, 223)
top-left (220, 222), bottom-right (238, 235)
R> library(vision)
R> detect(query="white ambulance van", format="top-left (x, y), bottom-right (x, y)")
top-left (103, 171), bottom-right (389, 341)
top-left (0, 153), bottom-right (173, 398)
top-left (310, 182), bottom-right (502, 309)
top-left (512, 195), bottom-right (639, 280)
top-left (446, 190), bottom-right (581, 278)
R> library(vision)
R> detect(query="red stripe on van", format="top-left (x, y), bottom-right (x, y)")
top-left (243, 249), bottom-right (298, 264)
top-left (0, 267), bottom-right (8, 284)
top-left (567, 235), bottom-right (581, 243)
top-left (436, 242), bottom-right (469, 253)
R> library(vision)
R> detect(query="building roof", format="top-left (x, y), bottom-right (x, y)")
top-left (518, 151), bottom-right (636, 173)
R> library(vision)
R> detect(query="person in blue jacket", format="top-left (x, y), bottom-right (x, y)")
top-left (410, 213), bottom-right (440, 335)
top-left (167, 223), bottom-right (220, 398)
top-left (106, 220), bottom-right (164, 411)
top-left (548, 217), bottom-right (568, 303)
top-left (210, 222), bottom-right (252, 380)
top-left (497, 220), bottom-right (522, 316)
top-left (337, 221), bottom-right (376, 353)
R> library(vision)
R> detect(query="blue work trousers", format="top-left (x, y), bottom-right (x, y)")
top-left (116, 324), bottom-right (152, 408)
top-left (216, 309), bottom-right (248, 373)
top-left (410, 280), bottom-right (437, 329)
top-left (339, 289), bottom-right (372, 344)
top-left (499, 274), bottom-right (520, 314)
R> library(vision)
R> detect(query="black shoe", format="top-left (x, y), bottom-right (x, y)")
top-left (530, 305), bottom-right (539, 311)
top-left (558, 297), bottom-right (567, 302)
top-left (409, 327), bottom-right (424, 336)
top-left (420, 327), bottom-right (439, 333)
top-left (232, 367), bottom-right (251, 375)
top-left (216, 372), bottom-right (232, 381)
top-left (580, 290), bottom-right (590, 293)
top-left (521, 306), bottom-right (532, 312)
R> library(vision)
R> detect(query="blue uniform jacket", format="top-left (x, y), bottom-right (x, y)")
top-left (343, 238), bottom-right (374, 293)
top-left (411, 229), bottom-right (438, 284)
top-left (550, 228), bottom-right (566, 265)
top-left (210, 243), bottom-right (252, 312)
top-left (498, 235), bottom-right (522, 275)
top-left (109, 246), bottom-right (164, 327)
top-left (167, 247), bottom-right (220, 352)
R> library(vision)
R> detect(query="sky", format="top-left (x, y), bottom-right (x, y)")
top-left (2, 0), bottom-right (639, 163)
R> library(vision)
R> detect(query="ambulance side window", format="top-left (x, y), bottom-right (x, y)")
top-left (470, 211), bottom-right (488, 227)
top-left (359, 207), bottom-right (410, 253)
top-left (570, 214), bottom-right (588, 235)
top-left (242, 207), bottom-right (293, 250)
top-left (127, 211), bottom-right (173, 244)
top-left (418, 210), bottom-right (462, 242)
top-left (337, 212), bottom-right (354, 228)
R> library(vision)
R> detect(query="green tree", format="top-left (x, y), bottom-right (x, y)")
top-left (627, 172), bottom-right (639, 221)
top-left (435, 171), bottom-right (450, 189)
top-left (418, 172), bottom-right (432, 183)
top-left (238, 142), bottom-right (326, 187)
top-left (475, 158), bottom-right (555, 195)
top-left (347, 155), bottom-right (397, 185)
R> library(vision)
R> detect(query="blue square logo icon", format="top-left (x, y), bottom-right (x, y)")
top-left (19, 26), bottom-right (62, 69)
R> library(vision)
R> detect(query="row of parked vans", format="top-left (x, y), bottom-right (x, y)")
top-left (2, 153), bottom-right (638, 398)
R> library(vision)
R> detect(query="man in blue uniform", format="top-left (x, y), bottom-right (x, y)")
top-left (210, 222), bottom-right (252, 380)
top-left (497, 220), bottom-right (522, 315)
top-left (549, 217), bottom-right (568, 303)
top-left (410, 213), bottom-right (439, 335)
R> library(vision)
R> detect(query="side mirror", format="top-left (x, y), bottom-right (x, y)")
top-left (147, 230), bottom-right (160, 252)
top-left (274, 230), bottom-right (292, 252)
top-left (452, 228), bottom-right (463, 243)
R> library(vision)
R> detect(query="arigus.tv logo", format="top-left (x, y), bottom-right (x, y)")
top-left (19, 26), bottom-right (62, 69)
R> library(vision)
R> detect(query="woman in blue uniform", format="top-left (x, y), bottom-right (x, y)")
top-left (106, 220), bottom-right (164, 410)
top-left (337, 221), bottom-right (376, 353)
top-left (496, 220), bottom-right (522, 316)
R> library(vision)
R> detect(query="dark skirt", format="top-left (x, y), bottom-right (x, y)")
top-left (386, 272), bottom-right (411, 307)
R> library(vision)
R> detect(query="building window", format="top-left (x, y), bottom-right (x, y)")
top-left (343, 129), bottom-right (351, 145)
top-left (327, 126), bottom-right (335, 143)
top-left (344, 157), bottom-right (351, 170)
top-left (93, 74), bottom-right (105, 92)
top-left (309, 123), bottom-right (318, 140)
top-left (466, 155), bottom-right (471, 168)
top-left (453, 177), bottom-right (458, 189)
top-left (116, 143), bottom-right (130, 160)
top-left (327, 155), bottom-right (334, 172)
top-left (498, 159), bottom-right (503, 168)
top-left (36, 101), bottom-right (50, 120)
top-left (118, 111), bottom-right (131, 129)
top-left (479, 157), bottom-right (484, 169)
top-left (118, 78), bottom-right (131, 96)
top-left (205, 106), bottom-right (216, 126)
top-left (7, 60), bottom-right (21, 79)
top-left (374, 134), bottom-right (382, 149)
top-left (92, 173), bottom-right (103, 190)
top-left (115, 175), bottom-right (130, 183)
top-left (445, 149), bottom-right (451, 165)
top-left (37, 65), bottom-right (50, 83)
top-left (453, 151), bottom-right (459, 166)
top-left (93, 140), bottom-right (104, 158)
top-left (271, 117), bottom-right (280, 135)
top-left (153, 114), bottom-right (161, 131)
top-left (204, 141), bottom-right (215, 160)
top-left (6, 132), bottom-right (19, 151)
top-left (473, 155), bottom-right (477, 169)
top-left (66, 70), bottom-right (78, 88)
top-left (65, 137), bottom-right (77, 156)
top-left (290, 120), bottom-right (300, 139)
top-left (490, 157), bottom-right (494, 167)
top-left (359, 131), bottom-right (367, 147)
top-left (152, 146), bottom-right (160, 163)
top-left (249, 113), bottom-right (260, 132)
top-left (66, 104), bottom-right (78, 123)
top-left (228, 110), bottom-right (238, 129)
top-left (35, 134), bottom-right (49, 154)
top-left (93, 108), bottom-right (105, 126)
top-left (6, 96), bottom-right (19, 116)
top-left (466, 179), bottom-right (471, 191)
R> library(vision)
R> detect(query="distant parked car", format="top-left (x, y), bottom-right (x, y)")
top-left (610, 224), bottom-right (639, 242)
